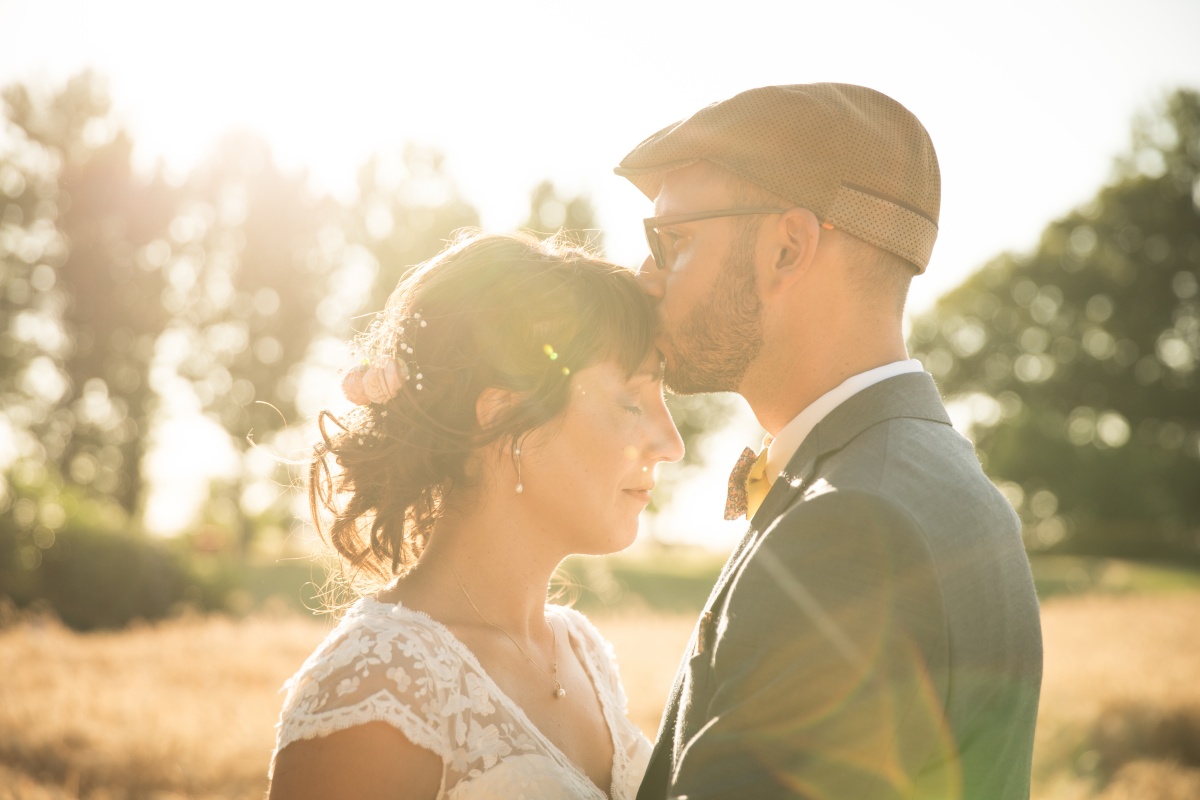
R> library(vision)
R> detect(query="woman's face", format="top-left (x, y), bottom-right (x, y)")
top-left (520, 353), bottom-right (684, 555)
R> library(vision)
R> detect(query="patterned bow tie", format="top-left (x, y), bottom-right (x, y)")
top-left (725, 437), bottom-right (774, 521)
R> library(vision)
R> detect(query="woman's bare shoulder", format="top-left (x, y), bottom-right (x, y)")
top-left (269, 720), bottom-right (441, 800)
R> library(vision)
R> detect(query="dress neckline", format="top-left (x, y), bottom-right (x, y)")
top-left (355, 596), bottom-right (622, 800)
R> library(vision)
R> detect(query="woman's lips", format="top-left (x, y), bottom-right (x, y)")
top-left (623, 487), bottom-right (653, 503)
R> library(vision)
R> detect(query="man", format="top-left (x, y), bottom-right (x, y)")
top-left (615, 84), bottom-right (1043, 799)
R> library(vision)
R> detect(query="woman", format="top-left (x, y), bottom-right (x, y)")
top-left (269, 231), bottom-right (684, 799)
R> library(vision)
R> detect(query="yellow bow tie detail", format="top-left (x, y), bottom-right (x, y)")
top-left (724, 437), bottom-right (774, 521)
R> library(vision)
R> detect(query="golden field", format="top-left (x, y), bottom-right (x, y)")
top-left (1, 593), bottom-right (1199, 799)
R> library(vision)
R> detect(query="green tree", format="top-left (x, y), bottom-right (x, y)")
top-left (352, 145), bottom-right (480, 319)
top-left (156, 131), bottom-right (368, 552)
top-left (522, 180), bottom-right (604, 252)
top-left (168, 133), bottom-right (341, 440)
top-left (909, 89), bottom-right (1200, 558)
top-left (0, 71), bottom-right (175, 516)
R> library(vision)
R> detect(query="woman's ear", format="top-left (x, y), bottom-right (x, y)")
top-left (475, 387), bottom-right (519, 430)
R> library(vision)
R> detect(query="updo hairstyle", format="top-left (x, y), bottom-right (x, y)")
top-left (309, 231), bottom-right (656, 588)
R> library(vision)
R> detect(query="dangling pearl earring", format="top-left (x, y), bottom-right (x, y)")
top-left (514, 444), bottom-right (524, 494)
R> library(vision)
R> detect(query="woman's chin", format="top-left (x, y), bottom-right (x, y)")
top-left (611, 518), bottom-right (644, 553)
top-left (574, 520), bottom-right (641, 557)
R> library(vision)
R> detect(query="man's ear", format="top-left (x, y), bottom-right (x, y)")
top-left (763, 207), bottom-right (822, 292)
top-left (476, 387), bottom-right (519, 430)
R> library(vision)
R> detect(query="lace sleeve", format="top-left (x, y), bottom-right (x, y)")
top-left (272, 605), bottom-right (454, 773)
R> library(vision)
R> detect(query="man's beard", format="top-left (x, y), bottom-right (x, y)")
top-left (661, 225), bottom-right (763, 395)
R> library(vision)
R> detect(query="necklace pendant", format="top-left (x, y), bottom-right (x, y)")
top-left (555, 685), bottom-right (567, 699)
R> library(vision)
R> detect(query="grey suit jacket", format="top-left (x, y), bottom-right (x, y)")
top-left (637, 373), bottom-right (1043, 800)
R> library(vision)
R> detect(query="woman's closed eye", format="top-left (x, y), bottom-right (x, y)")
top-left (617, 386), bottom-right (647, 416)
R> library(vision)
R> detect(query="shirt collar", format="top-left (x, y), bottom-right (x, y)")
top-left (764, 359), bottom-right (926, 482)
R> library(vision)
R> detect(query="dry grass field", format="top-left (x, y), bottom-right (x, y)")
top-left (1, 593), bottom-right (1198, 799)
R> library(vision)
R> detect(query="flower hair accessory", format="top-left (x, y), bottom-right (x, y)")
top-left (341, 311), bottom-right (427, 406)
top-left (342, 357), bottom-right (412, 405)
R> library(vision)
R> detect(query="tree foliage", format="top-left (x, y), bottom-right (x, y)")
top-left (166, 133), bottom-right (341, 441)
top-left (1, 72), bottom-right (175, 515)
top-left (352, 145), bottom-right (480, 319)
top-left (909, 89), bottom-right (1200, 558)
top-left (0, 69), bottom-right (772, 610)
top-left (522, 179), bottom-right (604, 252)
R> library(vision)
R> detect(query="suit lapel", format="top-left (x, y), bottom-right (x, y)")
top-left (640, 373), bottom-right (953, 796)
top-left (700, 460), bottom-right (811, 615)
top-left (645, 525), bottom-right (756, 732)
top-left (638, 511), bottom-right (763, 797)
top-left (691, 373), bottom-right (950, 613)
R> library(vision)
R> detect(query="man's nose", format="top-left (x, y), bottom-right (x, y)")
top-left (635, 255), bottom-right (665, 300)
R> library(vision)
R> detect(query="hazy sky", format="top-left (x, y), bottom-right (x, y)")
top-left (5, 0), bottom-right (1199, 312)
top-left (4, 0), bottom-right (1199, 541)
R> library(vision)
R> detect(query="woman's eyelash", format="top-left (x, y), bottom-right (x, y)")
top-left (623, 404), bottom-right (643, 416)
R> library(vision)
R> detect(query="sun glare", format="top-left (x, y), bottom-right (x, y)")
top-left (3, 0), bottom-right (1200, 542)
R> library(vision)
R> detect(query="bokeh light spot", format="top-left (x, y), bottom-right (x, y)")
top-left (1172, 271), bottom-right (1199, 299)
top-left (1096, 411), bottom-right (1132, 448)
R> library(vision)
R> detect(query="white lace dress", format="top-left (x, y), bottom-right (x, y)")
top-left (272, 598), bottom-right (652, 799)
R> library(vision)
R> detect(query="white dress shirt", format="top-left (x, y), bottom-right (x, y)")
top-left (764, 359), bottom-right (926, 483)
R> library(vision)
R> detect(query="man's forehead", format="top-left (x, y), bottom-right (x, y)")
top-left (653, 162), bottom-right (733, 213)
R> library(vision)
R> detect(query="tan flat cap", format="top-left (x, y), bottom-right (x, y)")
top-left (615, 83), bottom-right (941, 272)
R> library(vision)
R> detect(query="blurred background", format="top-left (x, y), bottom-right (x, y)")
top-left (1, 1), bottom-right (1199, 798)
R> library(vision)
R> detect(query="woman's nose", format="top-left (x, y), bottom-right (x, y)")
top-left (648, 404), bottom-right (685, 465)
top-left (635, 256), bottom-right (665, 300)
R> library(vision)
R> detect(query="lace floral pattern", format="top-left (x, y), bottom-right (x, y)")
top-left (273, 598), bottom-right (651, 799)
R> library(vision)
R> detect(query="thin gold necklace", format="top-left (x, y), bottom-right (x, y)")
top-left (450, 564), bottom-right (566, 699)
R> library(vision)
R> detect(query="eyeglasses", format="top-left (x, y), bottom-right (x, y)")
top-left (642, 207), bottom-right (787, 271)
